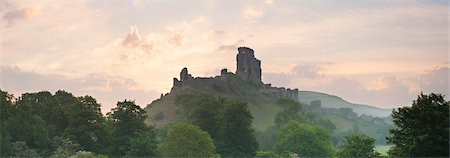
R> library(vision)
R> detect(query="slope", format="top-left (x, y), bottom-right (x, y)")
top-left (299, 91), bottom-right (392, 117)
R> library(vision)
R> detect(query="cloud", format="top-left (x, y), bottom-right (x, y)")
top-left (167, 33), bottom-right (183, 46)
top-left (291, 64), bottom-right (325, 79)
top-left (417, 67), bottom-right (449, 96)
top-left (0, 66), bottom-right (160, 113)
top-left (121, 26), bottom-right (153, 53)
top-left (217, 39), bottom-right (245, 52)
top-left (2, 5), bottom-right (40, 25)
top-left (265, 0), bottom-right (274, 5)
top-left (243, 6), bottom-right (263, 21)
top-left (264, 66), bottom-right (449, 108)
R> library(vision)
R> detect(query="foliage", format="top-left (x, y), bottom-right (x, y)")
top-left (126, 126), bottom-right (158, 157)
top-left (0, 90), bottom-right (13, 157)
top-left (176, 92), bottom-right (222, 141)
top-left (337, 134), bottom-right (380, 158)
top-left (64, 96), bottom-right (107, 154)
top-left (387, 93), bottom-right (449, 157)
top-left (217, 98), bottom-right (258, 157)
top-left (157, 123), bottom-right (216, 157)
top-left (70, 151), bottom-right (108, 158)
top-left (255, 126), bottom-right (277, 151)
top-left (50, 136), bottom-right (81, 157)
top-left (107, 100), bottom-right (148, 157)
top-left (175, 92), bottom-right (258, 157)
top-left (11, 141), bottom-right (41, 157)
top-left (274, 98), bottom-right (302, 127)
top-left (255, 151), bottom-right (279, 158)
top-left (276, 120), bottom-right (334, 157)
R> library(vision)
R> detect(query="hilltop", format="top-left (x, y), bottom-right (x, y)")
top-left (144, 47), bottom-right (393, 145)
top-left (299, 91), bottom-right (392, 117)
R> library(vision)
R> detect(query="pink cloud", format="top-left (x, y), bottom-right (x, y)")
top-left (121, 26), bottom-right (153, 54)
top-left (2, 5), bottom-right (40, 25)
top-left (264, 66), bottom-right (449, 108)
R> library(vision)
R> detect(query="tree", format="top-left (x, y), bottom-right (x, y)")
top-left (49, 136), bottom-right (81, 158)
top-left (10, 141), bottom-right (40, 157)
top-left (107, 100), bottom-right (147, 156)
top-left (217, 98), bottom-right (258, 157)
top-left (126, 126), bottom-right (158, 157)
top-left (337, 134), bottom-right (380, 158)
top-left (387, 93), bottom-right (449, 157)
top-left (276, 120), bottom-right (333, 157)
top-left (0, 90), bottom-right (14, 157)
top-left (64, 95), bottom-right (107, 154)
top-left (175, 92), bottom-right (223, 142)
top-left (275, 98), bottom-right (302, 127)
top-left (157, 123), bottom-right (216, 157)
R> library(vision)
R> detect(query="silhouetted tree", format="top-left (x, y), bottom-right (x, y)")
top-left (387, 93), bottom-right (449, 157)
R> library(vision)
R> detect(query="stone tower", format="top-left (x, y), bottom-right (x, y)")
top-left (236, 47), bottom-right (263, 85)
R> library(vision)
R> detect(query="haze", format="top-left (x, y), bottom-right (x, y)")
top-left (0, 0), bottom-right (448, 113)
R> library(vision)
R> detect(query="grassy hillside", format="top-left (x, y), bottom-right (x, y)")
top-left (145, 75), bottom-right (393, 147)
top-left (145, 74), bottom-right (282, 130)
top-left (299, 91), bottom-right (392, 117)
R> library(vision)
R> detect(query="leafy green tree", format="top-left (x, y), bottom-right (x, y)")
top-left (0, 90), bottom-right (14, 157)
top-left (275, 98), bottom-right (302, 127)
top-left (7, 111), bottom-right (51, 155)
top-left (176, 92), bottom-right (223, 142)
top-left (126, 126), bottom-right (158, 157)
top-left (337, 134), bottom-right (380, 158)
top-left (50, 90), bottom-right (78, 134)
top-left (107, 100), bottom-right (147, 157)
top-left (276, 120), bottom-right (333, 157)
top-left (387, 93), bottom-right (449, 157)
top-left (157, 123), bottom-right (216, 157)
top-left (218, 98), bottom-right (258, 157)
top-left (64, 96), bottom-right (107, 154)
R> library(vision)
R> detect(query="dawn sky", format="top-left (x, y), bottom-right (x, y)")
top-left (1, 0), bottom-right (448, 113)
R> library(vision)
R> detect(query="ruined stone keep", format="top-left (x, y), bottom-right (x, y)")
top-left (236, 47), bottom-right (263, 85)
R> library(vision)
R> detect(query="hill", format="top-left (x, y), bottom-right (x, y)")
top-left (144, 47), bottom-right (393, 145)
top-left (299, 91), bottom-right (393, 117)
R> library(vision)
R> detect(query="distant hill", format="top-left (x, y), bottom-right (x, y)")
top-left (299, 91), bottom-right (393, 117)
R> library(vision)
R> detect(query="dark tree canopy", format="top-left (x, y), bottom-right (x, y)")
top-left (64, 96), bottom-right (107, 154)
top-left (387, 93), bottom-right (449, 157)
top-left (217, 98), bottom-right (258, 157)
top-left (175, 92), bottom-right (222, 142)
top-left (126, 126), bottom-right (158, 157)
top-left (107, 100), bottom-right (148, 157)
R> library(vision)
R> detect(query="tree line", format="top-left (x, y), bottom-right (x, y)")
top-left (0, 89), bottom-right (448, 157)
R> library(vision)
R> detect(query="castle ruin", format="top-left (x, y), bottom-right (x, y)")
top-left (236, 47), bottom-right (263, 85)
top-left (170, 47), bottom-right (299, 100)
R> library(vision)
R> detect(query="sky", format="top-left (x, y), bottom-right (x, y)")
top-left (0, 0), bottom-right (448, 113)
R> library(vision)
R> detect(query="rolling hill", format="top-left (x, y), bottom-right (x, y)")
top-left (299, 91), bottom-right (393, 117)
